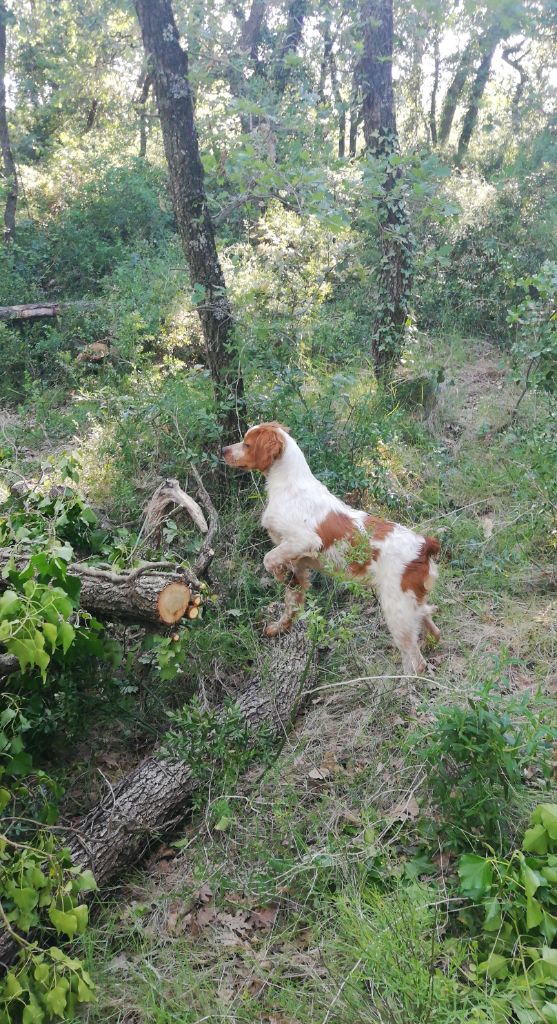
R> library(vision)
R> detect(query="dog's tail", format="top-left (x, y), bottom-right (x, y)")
top-left (422, 536), bottom-right (440, 593)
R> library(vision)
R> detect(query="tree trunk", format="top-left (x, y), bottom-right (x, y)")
top-left (0, 303), bottom-right (60, 321)
top-left (437, 39), bottom-right (475, 146)
top-left (84, 98), bottom-right (99, 133)
top-left (0, 622), bottom-right (317, 969)
top-left (455, 30), bottom-right (500, 166)
top-left (361, 0), bottom-right (413, 379)
top-left (349, 62), bottom-right (362, 158)
top-left (429, 32), bottom-right (440, 146)
top-left (134, 0), bottom-right (244, 436)
top-left (275, 0), bottom-right (307, 97)
top-left (0, 1), bottom-right (18, 244)
top-left (329, 48), bottom-right (346, 158)
top-left (0, 553), bottom-right (201, 627)
top-left (502, 43), bottom-right (527, 135)
top-left (136, 72), bottom-right (152, 158)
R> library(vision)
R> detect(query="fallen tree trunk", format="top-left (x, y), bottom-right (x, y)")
top-left (0, 303), bottom-right (60, 321)
top-left (0, 622), bottom-right (317, 968)
top-left (0, 551), bottom-right (200, 626)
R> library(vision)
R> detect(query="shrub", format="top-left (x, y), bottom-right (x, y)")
top-left (415, 682), bottom-right (557, 852)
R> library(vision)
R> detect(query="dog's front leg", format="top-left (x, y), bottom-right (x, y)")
top-left (264, 561), bottom-right (311, 637)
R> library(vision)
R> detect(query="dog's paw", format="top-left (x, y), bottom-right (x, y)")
top-left (264, 619), bottom-right (285, 637)
top-left (263, 550), bottom-right (283, 576)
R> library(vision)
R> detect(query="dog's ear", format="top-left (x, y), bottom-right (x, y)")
top-left (251, 424), bottom-right (286, 472)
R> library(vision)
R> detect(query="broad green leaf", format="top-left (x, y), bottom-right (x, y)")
top-left (48, 907), bottom-right (78, 939)
top-left (77, 978), bottom-right (96, 1003)
top-left (75, 869), bottom-right (97, 892)
top-left (532, 804), bottom-right (557, 840)
top-left (12, 887), bottom-right (39, 912)
top-left (7, 639), bottom-right (36, 671)
top-left (0, 788), bottom-right (10, 812)
top-left (0, 591), bottom-right (19, 618)
top-left (33, 962), bottom-right (50, 983)
top-left (526, 896), bottom-right (544, 929)
top-left (542, 945), bottom-right (557, 979)
top-left (483, 897), bottom-right (502, 932)
top-left (523, 823), bottom-right (549, 855)
top-left (458, 854), bottom-right (493, 898)
top-left (73, 904), bottom-right (88, 932)
top-left (541, 1005), bottom-right (557, 1024)
top-left (42, 622), bottom-right (58, 650)
top-left (45, 983), bottom-right (67, 1018)
top-left (22, 1002), bottom-right (44, 1024)
top-left (478, 953), bottom-right (508, 979)
top-left (541, 911), bottom-right (557, 944)
top-left (521, 862), bottom-right (544, 898)
top-left (58, 621), bottom-right (75, 654)
top-left (4, 970), bottom-right (23, 998)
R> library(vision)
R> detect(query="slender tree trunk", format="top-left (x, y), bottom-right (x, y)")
top-left (275, 0), bottom-right (307, 97)
top-left (455, 30), bottom-right (500, 166)
top-left (349, 62), bottom-right (362, 157)
top-left (329, 48), bottom-right (345, 157)
top-left (134, 0), bottom-right (244, 435)
top-left (437, 38), bottom-right (475, 146)
top-left (361, 0), bottom-right (413, 379)
top-left (84, 97), bottom-right (99, 133)
top-left (502, 44), bottom-right (528, 135)
top-left (0, 1), bottom-right (17, 244)
top-left (136, 72), bottom-right (152, 157)
top-left (429, 33), bottom-right (440, 145)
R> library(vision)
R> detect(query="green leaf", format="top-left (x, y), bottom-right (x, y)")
top-left (48, 907), bottom-right (78, 939)
top-left (526, 896), bottom-right (544, 930)
top-left (523, 823), bottom-right (549, 855)
top-left (532, 804), bottom-right (557, 840)
top-left (77, 978), bottom-right (96, 1003)
top-left (483, 897), bottom-right (502, 932)
top-left (58, 621), bottom-right (75, 654)
top-left (541, 1004), bottom-right (557, 1024)
top-left (73, 904), bottom-right (88, 932)
top-left (4, 970), bottom-right (23, 998)
top-left (541, 911), bottom-right (557, 944)
top-left (542, 945), bottom-right (557, 979)
top-left (522, 862), bottom-right (544, 898)
top-left (0, 788), bottom-right (10, 812)
top-left (458, 854), bottom-right (493, 898)
top-left (7, 638), bottom-right (36, 671)
top-left (75, 869), bottom-right (97, 892)
top-left (33, 962), bottom-right (50, 983)
top-left (12, 887), bottom-right (39, 912)
top-left (45, 983), bottom-right (67, 1018)
top-left (22, 1001), bottom-right (45, 1024)
top-left (42, 622), bottom-right (58, 651)
top-left (478, 953), bottom-right (508, 979)
top-left (0, 591), bottom-right (19, 618)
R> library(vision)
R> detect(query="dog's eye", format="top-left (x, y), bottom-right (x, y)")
top-left (244, 442), bottom-right (250, 449)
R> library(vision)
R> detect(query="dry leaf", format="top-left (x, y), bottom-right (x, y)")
top-left (308, 766), bottom-right (330, 781)
top-left (386, 795), bottom-right (419, 821)
top-left (248, 906), bottom-right (278, 930)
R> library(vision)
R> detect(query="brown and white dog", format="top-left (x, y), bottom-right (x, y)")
top-left (222, 422), bottom-right (440, 675)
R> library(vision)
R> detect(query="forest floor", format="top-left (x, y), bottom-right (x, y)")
top-left (57, 333), bottom-right (555, 1024)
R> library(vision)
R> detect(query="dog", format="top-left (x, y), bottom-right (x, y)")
top-left (222, 422), bottom-right (440, 675)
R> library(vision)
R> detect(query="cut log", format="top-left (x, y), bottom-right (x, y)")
top-left (0, 550), bottom-right (199, 627)
top-left (0, 653), bottom-right (18, 677)
top-left (0, 303), bottom-right (59, 322)
top-left (0, 622), bottom-right (317, 969)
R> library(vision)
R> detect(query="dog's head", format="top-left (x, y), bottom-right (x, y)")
top-left (222, 422), bottom-right (289, 473)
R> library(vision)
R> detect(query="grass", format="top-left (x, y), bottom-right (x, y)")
top-left (27, 332), bottom-right (551, 1023)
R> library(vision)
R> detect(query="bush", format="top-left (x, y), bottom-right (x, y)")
top-left (415, 681), bottom-right (557, 852)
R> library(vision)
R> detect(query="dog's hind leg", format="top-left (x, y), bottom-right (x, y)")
top-left (265, 562), bottom-right (311, 637)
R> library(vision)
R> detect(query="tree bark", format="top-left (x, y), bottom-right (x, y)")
top-left (84, 98), bottom-right (99, 133)
top-left (502, 43), bottom-right (528, 135)
top-left (0, 303), bottom-right (60, 321)
top-left (437, 38), bottom-right (475, 146)
top-left (0, 622), bottom-right (317, 969)
top-left (349, 62), bottom-right (362, 158)
top-left (0, 553), bottom-right (201, 627)
top-left (429, 32), bottom-right (440, 146)
top-left (136, 72), bottom-right (152, 158)
top-left (455, 29), bottom-right (500, 166)
top-left (329, 47), bottom-right (346, 158)
top-left (0, 1), bottom-right (18, 244)
top-left (361, 0), bottom-right (413, 379)
top-left (275, 0), bottom-right (308, 97)
top-left (134, 0), bottom-right (244, 435)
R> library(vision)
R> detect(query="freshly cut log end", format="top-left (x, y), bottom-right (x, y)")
top-left (157, 583), bottom-right (191, 624)
top-left (186, 605), bottom-right (199, 620)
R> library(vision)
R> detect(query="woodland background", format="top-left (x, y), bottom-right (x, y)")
top-left (0, 0), bottom-right (557, 1021)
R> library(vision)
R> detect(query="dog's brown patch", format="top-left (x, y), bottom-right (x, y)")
top-left (401, 536), bottom-right (440, 602)
top-left (349, 516), bottom-right (395, 576)
top-left (316, 511), bottom-right (355, 549)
